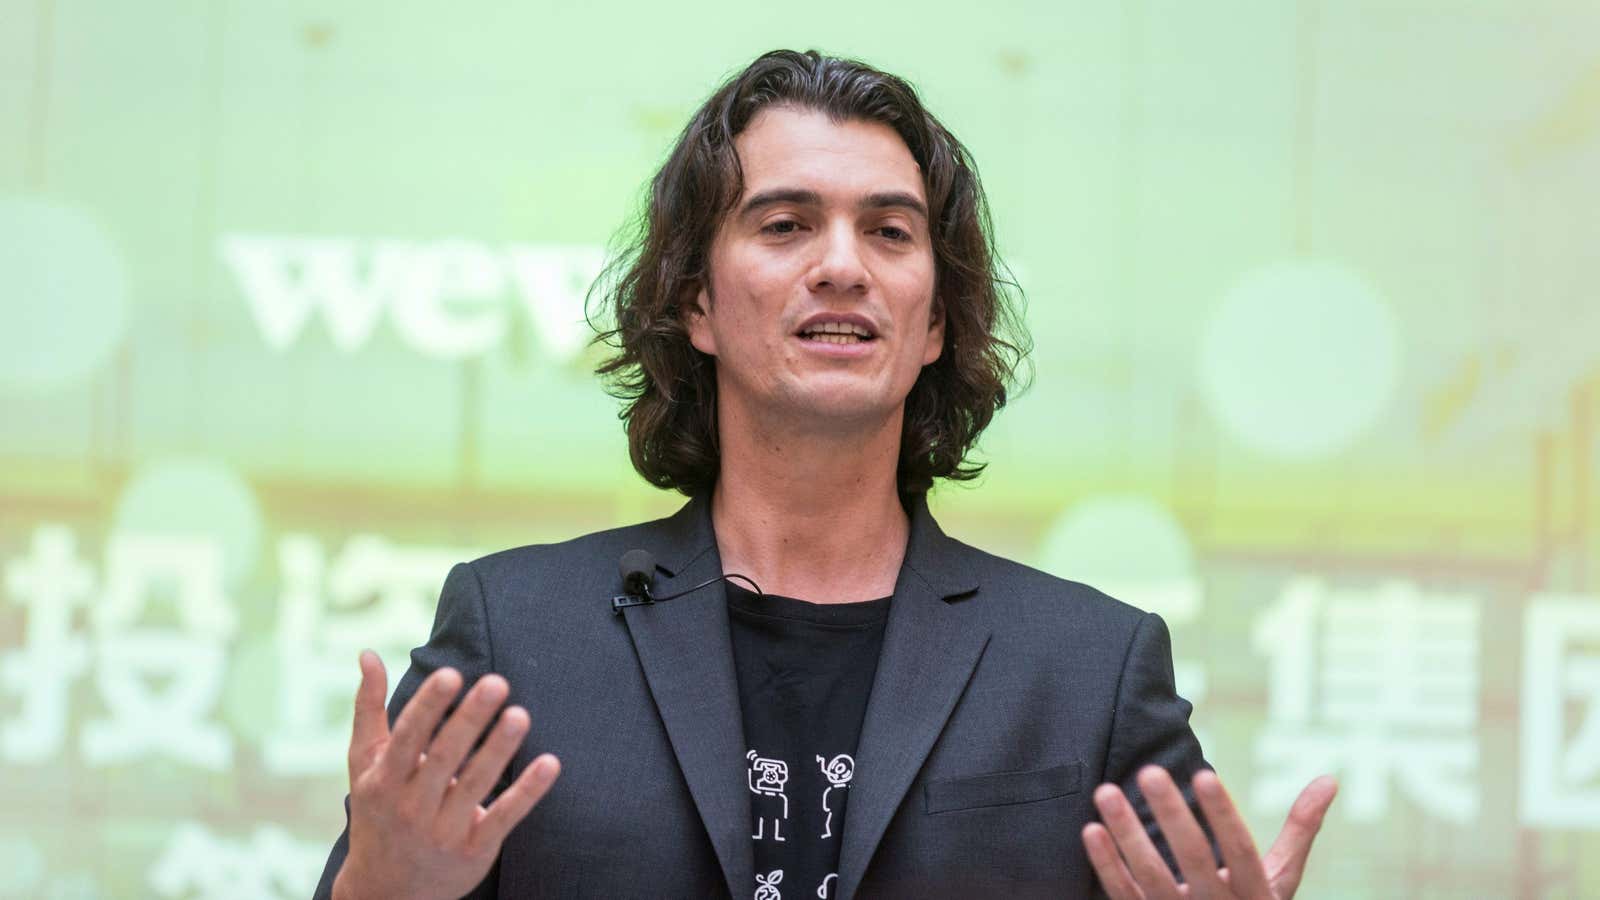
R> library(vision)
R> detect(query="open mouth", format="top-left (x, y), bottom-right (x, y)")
top-left (797, 322), bottom-right (876, 345)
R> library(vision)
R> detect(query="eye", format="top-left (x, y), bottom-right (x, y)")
top-left (876, 225), bottom-right (913, 242)
top-left (761, 219), bottom-right (802, 235)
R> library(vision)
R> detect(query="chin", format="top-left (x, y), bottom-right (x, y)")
top-left (786, 388), bottom-right (904, 429)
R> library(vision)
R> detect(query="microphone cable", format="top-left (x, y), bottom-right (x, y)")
top-left (613, 548), bottom-right (763, 613)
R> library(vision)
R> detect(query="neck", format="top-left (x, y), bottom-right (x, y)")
top-left (710, 397), bottom-right (912, 604)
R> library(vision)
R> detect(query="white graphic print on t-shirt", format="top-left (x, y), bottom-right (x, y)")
top-left (755, 869), bottom-right (784, 900)
top-left (747, 750), bottom-right (790, 842)
top-left (816, 872), bottom-right (838, 898)
top-left (815, 754), bottom-right (854, 839)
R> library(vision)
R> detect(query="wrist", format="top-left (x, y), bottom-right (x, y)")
top-left (334, 861), bottom-right (426, 900)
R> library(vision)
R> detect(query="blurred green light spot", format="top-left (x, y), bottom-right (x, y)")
top-left (0, 197), bottom-right (130, 390)
top-left (1199, 260), bottom-right (1401, 460)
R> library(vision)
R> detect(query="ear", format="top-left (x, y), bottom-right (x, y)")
top-left (685, 283), bottom-right (718, 356)
top-left (921, 297), bottom-right (946, 366)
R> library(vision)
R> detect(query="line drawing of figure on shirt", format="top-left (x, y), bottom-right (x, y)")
top-left (747, 750), bottom-right (789, 842)
top-left (816, 753), bottom-right (855, 839)
top-left (755, 869), bottom-right (784, 900)
top-left (815, 872), bottom-right (838, 898)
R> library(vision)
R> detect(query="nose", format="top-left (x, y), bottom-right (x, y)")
top-left (807, 220), bottom-right (869, 296)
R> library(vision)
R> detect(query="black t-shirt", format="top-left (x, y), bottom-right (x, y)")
top-left (727, 581), bottom-right (891, 900)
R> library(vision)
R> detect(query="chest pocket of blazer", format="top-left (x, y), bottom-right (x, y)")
top-left (923, 761), bottom-right (1084, 814)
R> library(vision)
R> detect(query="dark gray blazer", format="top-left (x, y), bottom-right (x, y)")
top-left (315, 494), bottom-right (1212, 899)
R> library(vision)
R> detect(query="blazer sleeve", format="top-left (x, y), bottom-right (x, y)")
top-left (1098, 611), bottom-right (1222, 889)
top-left (312, 561), bottom-right (506, 900)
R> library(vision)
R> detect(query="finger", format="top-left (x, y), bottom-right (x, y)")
top-left (1191, 769), bottom-right (1272, 897)
top-left (1082, 822), bottom-right (1144, 900)
top-left (382, 667), bottom-right (465, 781)
top-left (413, 674), bottom-right (511, 804)
top-left (1262, 776), bottom-right (1338, 897)
top-left (1138, 767), bottom-right (1228, 900)
top-left (1094, 783), bottom-right (1182, 900)
top-left (470, 753), bottom-right (561, 853)
top-left (438, 705), bottom-right (530, 837)
top-left (348, 650), bottom-right (390, 778)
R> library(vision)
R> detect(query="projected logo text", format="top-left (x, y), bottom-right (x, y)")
top-left (219, 235), bottom-right (605, 361)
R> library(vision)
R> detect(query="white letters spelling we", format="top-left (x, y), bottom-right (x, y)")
top-left (219, 235), bottom-right (605, 362)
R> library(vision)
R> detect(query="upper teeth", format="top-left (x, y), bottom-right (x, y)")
top-left (804, 322), bottom-right (871, 337)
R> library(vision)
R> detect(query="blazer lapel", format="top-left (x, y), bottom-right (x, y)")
top-left (618, 496), bottom-right (754, 899)
top-left (835, 495), bottom-right (989, 900)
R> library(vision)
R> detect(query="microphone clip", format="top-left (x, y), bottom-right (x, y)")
top-left (611, 591), bottom-right (655, 614)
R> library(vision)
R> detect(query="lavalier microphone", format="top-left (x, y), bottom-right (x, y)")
top-left (619, 548), bottom-right (656, 598)
top-left (611, 548), bottom-right (763, 613)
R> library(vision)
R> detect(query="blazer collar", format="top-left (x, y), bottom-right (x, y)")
top-left (620, 491), bottom-right (989, 900)
top-left (898, 490), bottom-right (982, 599)
top-left (648, 490), bottom-right (982, 595)
top-left (836, 494), bottom-right (989, 900)
top-left (618, 492), bottom-right (749, 897)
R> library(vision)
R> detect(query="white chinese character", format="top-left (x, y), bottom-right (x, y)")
top-left (1251, 577), bottom-right (1479, 823)
top-left (263, 533), bottom-right (478, 775)
top-left (1521, 595), bottom-right (1600, 828)
top-left (1, 525), bottom-right (94, 763)
top-left (149, 821), bottom-right (327, 899)
top-left (81, 534), bottom-right (236, 769)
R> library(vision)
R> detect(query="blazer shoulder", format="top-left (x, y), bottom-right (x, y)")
top-left (462, 509), bottom-right (683, 594)
top-left (940, 534), bottom-right (1152, 632)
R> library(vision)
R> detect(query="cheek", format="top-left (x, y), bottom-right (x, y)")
top-left (721, 259), bottom-right (795, 339)
top-left (887, 266), bottom-right (940, 365)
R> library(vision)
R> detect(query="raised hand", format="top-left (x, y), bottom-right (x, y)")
top-left (333, 651), bottom-right (561, 900)
top-left (1082, 767), bottom-right (1338, 899)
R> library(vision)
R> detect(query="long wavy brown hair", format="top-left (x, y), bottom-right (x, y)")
top-left (589, 49), bottom-right (1030, 497)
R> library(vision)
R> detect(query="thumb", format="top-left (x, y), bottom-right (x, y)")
top-left (1263, 775), bottom-right (1338, 898)
top-left (348, 649), bottom-right (390, 778)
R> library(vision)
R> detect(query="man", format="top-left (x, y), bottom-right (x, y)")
top-left (315, 50), bottom-right (1337, 899)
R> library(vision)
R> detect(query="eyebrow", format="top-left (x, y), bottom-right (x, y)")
top-left (737, 188), bottom-right (929, 221)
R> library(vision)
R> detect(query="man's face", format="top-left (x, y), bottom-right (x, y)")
top-left (687, 106), bottom-right (944, 433)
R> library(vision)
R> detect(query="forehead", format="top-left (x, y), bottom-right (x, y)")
top-left (732, 106), bottom-right (925, 202)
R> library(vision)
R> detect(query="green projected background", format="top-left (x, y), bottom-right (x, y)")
top-left (2, 1), bottom-right (1598, 896)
